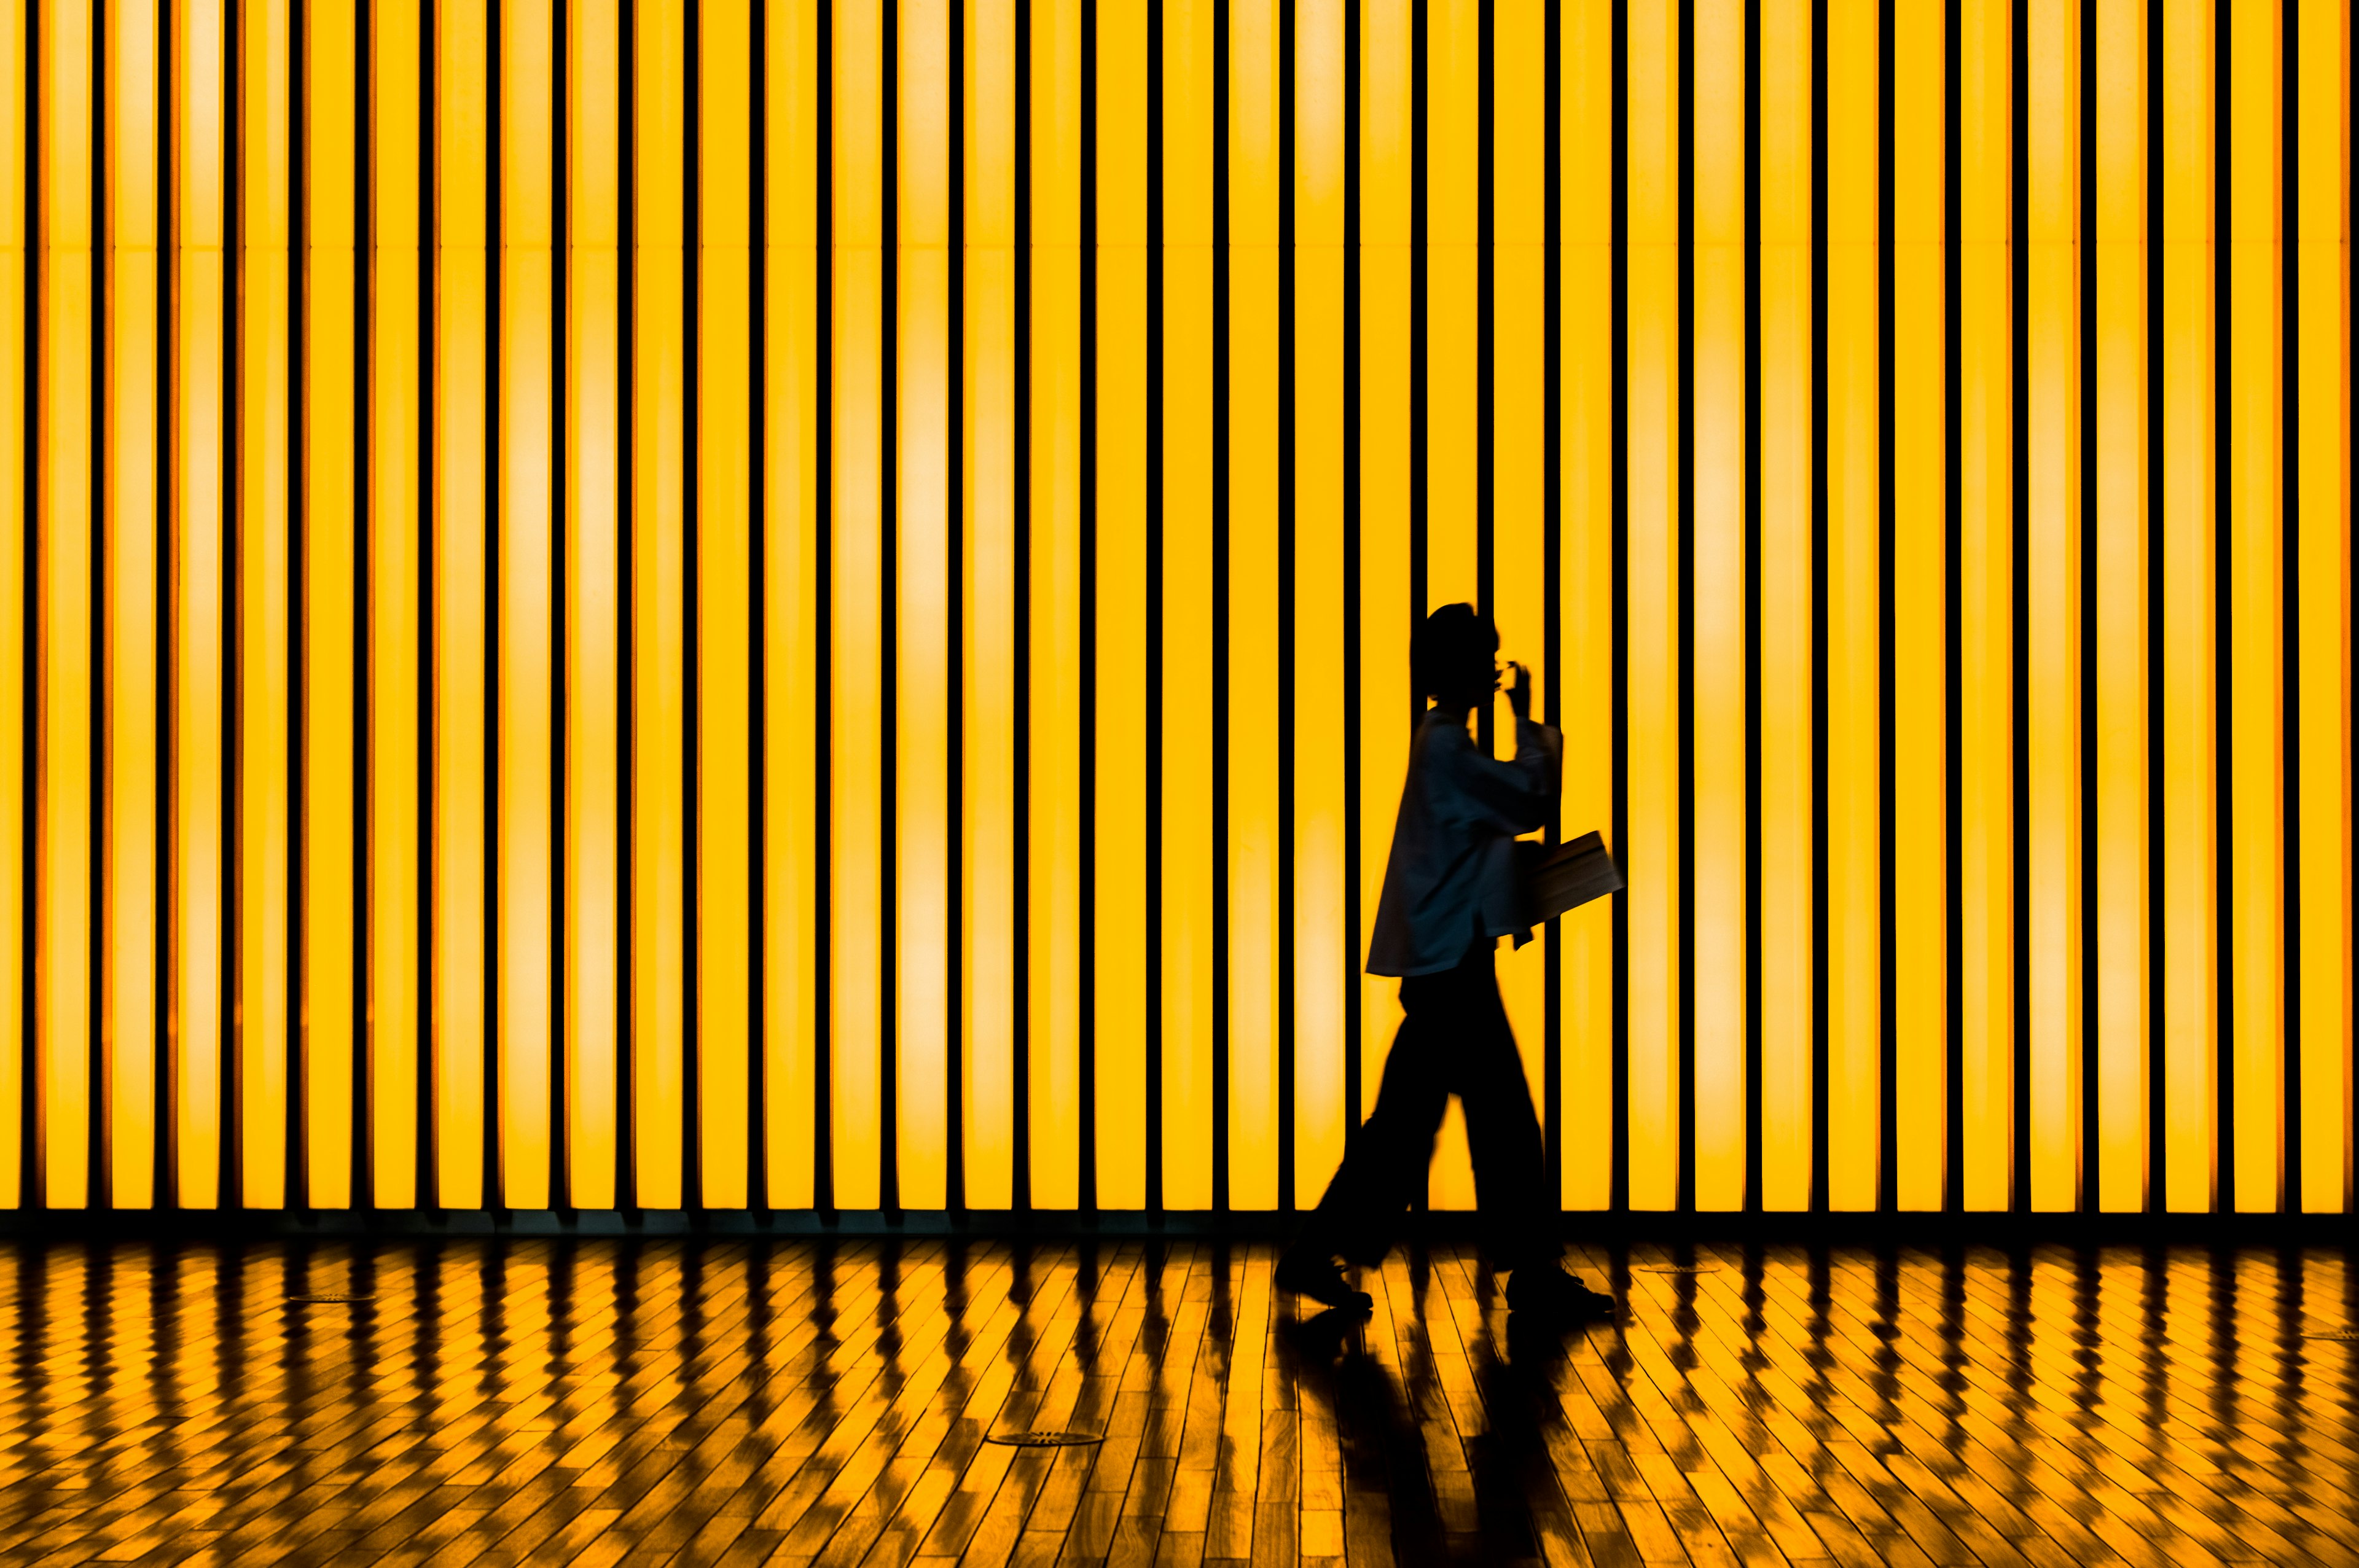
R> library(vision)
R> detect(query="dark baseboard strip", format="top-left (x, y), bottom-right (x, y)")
top-left (4, 1208), bottom-right (2352, 1249)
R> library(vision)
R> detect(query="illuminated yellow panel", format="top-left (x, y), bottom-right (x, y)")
top-left (1757, 0), bottom-right (1812, 1211)
top-left (1825, 0), bottom-right (1879, 1209)
top-left (1161, 0), bottom-right (1215, 1212)
top-left (1425, 0), bottom-right (1478, 607)
top-left (2024, 0), bottom-right (2081, 1211)
top-left (2226, 0), bottom-right (2282, 1212)
top-left (896, 0), bottom-right (952, 1212)
top-left (1959, 0), bottom-right (2014, 1211)
top-left (236, 0), bottom-right (294, 1209)
top-left (1025, 0), bottom-right (1083, 1209)
top-left (762, 0), bottom-right (821, 1210)
top-left (501, 0), bottom-right (558, 1211)
top-left (2293, 0), bottom-right (2349, 1214)
top-left (697, 0), bottom-right (754, 1209)
top-left (2159, 0), bottom-right (2215, 1211)
top-left (634, 0), bottom-right (687, 1207)
top-left (108, 0), bottom-right (166, 1209)
top-left (1226, 0), bottom-right (1280, 1212)
top-left (1690, 0), bottom-right (1745, 1211)
top-left (961, 0), bottom-right (1017, 1210)
top-left (1559, 0), bottom-right (1614, 1212)
top-left (0, 0), bottom-right (23, 1205)
top-left (830, 0), bottom-right (885, 1209)
top-left (1091, 0), bottom-right (1149, 1210)
top-left (1293, 0), bottom-right (1348, 1208)
top-left (1624, 0), bottom-right (1680, 1211)
top-left (1422, 0), bottom-right (1479, 1214)
top-left (176, 0), bottom-right (230, 1209)
top-left (1358, 0), bottom-right (1410, 1139)
top-left (568, 0), bottom-right (623, 1209)
top-left (369, 0), bottom-right (423, 1210)
top-left (1489, 0), bottom-right (1548, 1217)
top-left (1891, 0), bottom-right (1944, 1210)
top-left (436, 0), bottom-right (491, 1209)
top-left (302, 0), bottom-right (359, 1208)
top-left (39, 0), bottom-right (98, 1208)
top-left (2093, 0), bottom-right (2148, 1211)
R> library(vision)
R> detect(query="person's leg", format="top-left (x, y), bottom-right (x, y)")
top-left (1451, 947), bottom-right (1614, 1319)
top-left (1449, 946), bottom-right (1558, 1272)
top-left (1290, 969), bottom-right (1459, 1271)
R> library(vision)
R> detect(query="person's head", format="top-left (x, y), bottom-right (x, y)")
top-left (1412, 603), bottom-right (1498, 712)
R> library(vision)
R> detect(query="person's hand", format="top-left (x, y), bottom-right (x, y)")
top-left (1504, 660), bottom-right (1532, 722)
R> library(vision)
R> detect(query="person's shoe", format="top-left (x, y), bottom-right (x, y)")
top-left (1504, 1264), bottom-right (1616, 1320)
top-left (1275, 1249), bottom-right (1374, 1313)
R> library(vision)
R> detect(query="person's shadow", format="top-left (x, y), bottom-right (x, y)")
top-left (1274, 1284), bottom-right (1616, 1564)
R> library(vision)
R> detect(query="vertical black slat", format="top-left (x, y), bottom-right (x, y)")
top-left (944, 0), bottom-right (966, 1215)
top-left (1075, 0), bottom-right (1098, 1215)
top-left (410, 0), bottom-right (439, 1216)
top-left (289, 0), bottom-right (309, 1215)
top-left (485, 0), bottom-right (509, 1217)
top-left (2278, 0), bottom-right (2301, 1214)
top-left (550, 0), bottom-right (571, 1214)
top-left (1409, 0), bottom-right (1428, 689)
top-left (744, 0), bottom-right (764, 1214)
top-left (1873, 0), bottom-right (1897, 1217)
top-left (681, 0), bottom-right (701, 1215)
top-left (2213, 0), bottom-right (2234, 1214)
top-left (225, 0), bottom-right (245, 1212)
top-left (2009, 0), bottom-right (2033, 1214)
top-left (1808, 0), bottom-right (1832, 1220)
top-left (1143, 0), bottom-right (1166, 1217)
top-left (92, 0), bottom-right (112, 1214)
top-left (1541, 0), bottom-right (1562, 1203)
top-left (1211, 0), bottom-right (1232, 1217)
top-left (1476, 0), bottom-right (1494, 760)
top-left (1271, 0), bottom-right (1296, 1217)
top-left (812, 0), bottom-right (835, 1214)
top-left (160, 0), bottom-right (181, 1211)
top-left (1608, 0), bottom-right (1631, 1217)
top-left (1276, 0), bottom-right (1300, 1214)
top-left (1675, 0), bottom-right (1697, 1218)
top-left (353, 0), bottom-right (375, 1216)
top-left (2075, 0), bottom-right (2097, 1214)
top-left (17, 0), bottom-right (36, 1212)
top-left (415, 0), bottom-right (439, 1212)
top-left (1942, 0), bottom-right (1965, 1217)
top-left (2143, 0), bottom-right (2164, 1215)
top-left (1407, 0), bottom-right (1428, 1217)
top-left (878, 0), bottom-right (899, 1216)
top-left (1742, 0), bottom-right (1764, 1217)
top-left (488, 0), bottom-right (509, 1214)
top-left (1009, 0), bottom-right (1033, 1215)
top-left (1341, 0), bottom-right (1363, 1155)
top-left (615, 0), bottom-right (636, 1213)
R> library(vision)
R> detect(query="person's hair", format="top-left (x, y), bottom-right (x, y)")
top-left (1412, 603), bottom-right (1492, 706)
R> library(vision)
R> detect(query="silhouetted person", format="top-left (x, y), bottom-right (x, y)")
top-left (1278, 604), bottom-right (1613, 1321)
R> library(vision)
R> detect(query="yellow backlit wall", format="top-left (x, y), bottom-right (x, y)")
top-left (1, 0), bottom-right (2349, 1215)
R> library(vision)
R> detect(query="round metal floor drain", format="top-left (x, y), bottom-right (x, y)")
top-left (288, 1294), bottom-right (375, 1304)
top-left (984, 1430), bottom-right (1105, 1448)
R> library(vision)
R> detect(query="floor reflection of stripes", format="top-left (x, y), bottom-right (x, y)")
top-left (0, 1239), bottom-right (2353, 1564)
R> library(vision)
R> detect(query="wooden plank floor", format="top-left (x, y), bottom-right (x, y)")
top-left (1, 1239), bottom-right (2355, 1567)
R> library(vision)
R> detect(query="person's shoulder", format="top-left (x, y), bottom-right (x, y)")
top-left (1420, 711), bottom-right (1469, 746)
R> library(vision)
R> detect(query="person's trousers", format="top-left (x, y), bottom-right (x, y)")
top-left (1297, 938), bottom-right (1559, 1272)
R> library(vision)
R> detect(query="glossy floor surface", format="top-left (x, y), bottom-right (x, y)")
top-left (1, 1238), bottom-right (2355, 1566)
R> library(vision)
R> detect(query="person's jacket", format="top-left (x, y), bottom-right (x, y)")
top-left (1366, 706), bottom-right (1560, 977)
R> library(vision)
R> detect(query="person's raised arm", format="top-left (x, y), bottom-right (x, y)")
top-left (1446, 662), bottom-right (1558, 836)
